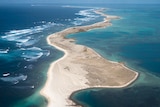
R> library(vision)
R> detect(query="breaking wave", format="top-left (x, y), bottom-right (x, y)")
top-left (20, 47), bottom-right (50, 61)
top-left (0, 21), bottom-right (57, 63)
top-left (1, 22), bottom-right (63, 47)
top-left (0, 48), bottom-right (9, 54)
top-left (72, 9), bottom-right (100, 26)
top-left (0, 74), bottom-right (27, 84)
top-left (62, 5), bottom-right (98, 9)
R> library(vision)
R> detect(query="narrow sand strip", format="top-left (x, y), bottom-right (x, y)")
top-left (40, 9), bottom-right (138, 107)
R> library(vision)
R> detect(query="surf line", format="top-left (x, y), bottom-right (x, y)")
top-left (40, 8), bottom-right (138, 107)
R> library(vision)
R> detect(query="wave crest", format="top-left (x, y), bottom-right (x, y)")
top-left (20, 47), bottom-right (50, 61)
top-left (1, 22), bottom-right (63, 47)
top-left (72, 9), bottom-right (99, 26)
top-left (0, 74), bottom-right (27, 84)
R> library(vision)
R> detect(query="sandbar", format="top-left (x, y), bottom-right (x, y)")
top-left (40, 8), bottom-right (138, 107)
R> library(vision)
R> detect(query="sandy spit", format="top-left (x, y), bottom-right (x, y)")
top-left (40, 8), bottom-right (138, 107)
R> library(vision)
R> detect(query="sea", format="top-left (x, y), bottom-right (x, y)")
top-left (0, 3), bottom-right (160, 107)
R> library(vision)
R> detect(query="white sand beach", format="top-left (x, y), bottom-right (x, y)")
top-left (40, 9), bottom-right (138, 107)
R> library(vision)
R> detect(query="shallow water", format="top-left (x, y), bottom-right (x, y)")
top-left (0, 4), bottom-right (103, 107)
top-left (68, 4), bottom-right (160, 107)
top-left (1, 3), bottom-right (160, 107)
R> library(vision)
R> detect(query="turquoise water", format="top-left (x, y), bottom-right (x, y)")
top-left (0, 4), bottom-right (103, 107)
top-left (68, 4), bottom-right (160, 107)
top-left (68, 4), bottom-right (160, 74)
top-left (1, 3), bottom-right (160, 107)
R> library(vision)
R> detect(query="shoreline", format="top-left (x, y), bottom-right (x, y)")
top-left (40, 8), bottom-right (138, 107)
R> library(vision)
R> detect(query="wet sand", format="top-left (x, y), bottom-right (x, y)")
top-left (40, 9), bottom-right (138, 107)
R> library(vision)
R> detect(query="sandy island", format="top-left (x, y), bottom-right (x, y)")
top-left (40, 9), bottom-right (138, 107)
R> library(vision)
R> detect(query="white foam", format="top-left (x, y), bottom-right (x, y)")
top-left (2, 29), bottom-right (33, 39)
top-left (14, 81), bottom-right (19, 84)
top-left (0, 48), bottom-right (9, 54)
top-left (23, 52), bottom-right (43, 61)
top-left (20, 47), bottom-right (50, 61)
top-left (3, 73), bottom-right (10, 77)
top-left (72, 9), bottom-right (99, 26)
top-left (24, 64), bottom-right (33, 69)
top-left (15, 37), bottom-right (31, 43)
top-left (43, 50), bottom-right (50, 56)
top-left (27, 47), bottom-right (42, 51)
top-left (42, 21), bottom-right (46, 24)
top-left (62, 5), bottom-right (97, 9)
top-left (0, 74), bottom-right (27, 84)
top-left (16, 39), bottom-right (38, 47)
top-left (31, 85), bottom-right (35, 88)
top-left (1, 22), bottom-right (63, 47)
top-left (20, 47), bottom-right (44, 61)
top-left (1, 29), bottom-right (38, 45)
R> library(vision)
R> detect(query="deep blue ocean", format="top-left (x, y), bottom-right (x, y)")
top-left (0, 4), bottom-right (102, 107)
top-left (0, 3), bottom-right (160, 107)
top-left (68, 4), bottom-right (160, 107)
